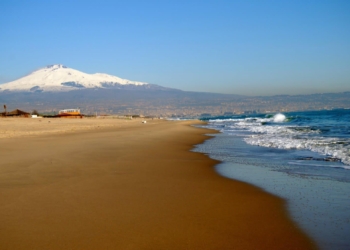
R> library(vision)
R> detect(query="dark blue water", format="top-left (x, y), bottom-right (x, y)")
top-left (194, 109), bottom-right (350, 250)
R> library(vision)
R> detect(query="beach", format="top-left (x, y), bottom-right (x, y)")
top-left (197, 110), bottom-right (350, 250)
top-left (0, 118), bottom-right (316, 249)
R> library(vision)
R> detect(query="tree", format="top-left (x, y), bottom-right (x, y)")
top-left (32, 109), bottom-right (39, 115)
top-left (3, 104), bottom-right (6, 116)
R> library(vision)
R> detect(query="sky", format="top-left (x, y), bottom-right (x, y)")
top-left (0, 0), bottom-right (349, 96)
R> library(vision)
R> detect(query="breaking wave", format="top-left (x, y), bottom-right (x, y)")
top-left (208, 112), bottom-right (350, 167)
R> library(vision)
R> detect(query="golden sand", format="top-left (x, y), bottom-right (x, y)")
top-left (0, 118), bottom-right (316, 249)
top-left (0, 117), bottom-right (139, 139)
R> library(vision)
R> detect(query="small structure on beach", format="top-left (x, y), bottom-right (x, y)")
top-left (0, 109), bottom-right (30, 117)
top-left (57, 109), bottom-right (83, 118)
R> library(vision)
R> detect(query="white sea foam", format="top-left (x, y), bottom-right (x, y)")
top-left (273, 113), bottom-right (286, 122)
top-left (208, 113), bottom-right (350, 167)
top-left (245, 136), bottom-right (350, 165)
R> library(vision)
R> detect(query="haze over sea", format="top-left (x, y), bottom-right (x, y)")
top-left (194, 109), bottom-right (350, 250)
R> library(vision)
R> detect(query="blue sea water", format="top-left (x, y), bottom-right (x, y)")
top-left (193, 109), bottom-right (350, 250)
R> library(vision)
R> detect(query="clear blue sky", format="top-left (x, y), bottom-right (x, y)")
top-left (0, 0), bottom-right (349, 95)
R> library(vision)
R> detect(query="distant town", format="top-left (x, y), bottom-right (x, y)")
top-left (1, 89), bottom-right (349, 118)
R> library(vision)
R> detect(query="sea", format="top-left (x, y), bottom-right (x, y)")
top-left (192, 109), bottom-right (350, 250)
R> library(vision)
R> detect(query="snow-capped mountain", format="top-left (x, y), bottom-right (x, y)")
top-left (0, 64), bottom-right (149, 92)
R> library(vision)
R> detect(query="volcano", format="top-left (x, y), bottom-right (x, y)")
top-left (0, 64), bottom-right (161, 93)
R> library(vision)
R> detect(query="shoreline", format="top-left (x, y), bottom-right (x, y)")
top-left (0, 119), bottom-right (316, 249)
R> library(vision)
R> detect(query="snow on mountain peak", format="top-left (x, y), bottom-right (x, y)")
top-left (0, 65), bottom-right (148, 92)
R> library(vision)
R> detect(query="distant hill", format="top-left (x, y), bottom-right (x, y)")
top-left (0, 87), bottom-right (349, 117)
top-left (0, 65), bottom-right (349, 116)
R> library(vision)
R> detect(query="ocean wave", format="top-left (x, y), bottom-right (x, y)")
top-left (208, 112), bottom-right (350, 167)
top-left (210, 113), bottom-right (288, 124)
top-left (244, 136), bottom-right (350, 165)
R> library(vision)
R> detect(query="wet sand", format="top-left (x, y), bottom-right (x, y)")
top-left (0, 118), bottom-right (316, 249)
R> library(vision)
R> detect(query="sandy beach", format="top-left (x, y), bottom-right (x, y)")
top-left (0, 118), bottom-right (316, 249)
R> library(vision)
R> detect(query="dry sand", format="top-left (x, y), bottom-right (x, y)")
top-left (0, 117), bottom-right (137, 139)
top-left (0, 118), bottom-right (316, 249)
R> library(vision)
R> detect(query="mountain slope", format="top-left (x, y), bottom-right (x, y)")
top-left (0, 64), bottom-right (151, 92)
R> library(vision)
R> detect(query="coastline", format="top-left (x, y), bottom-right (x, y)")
top-left (0, 118), bottom-right (316, 249)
